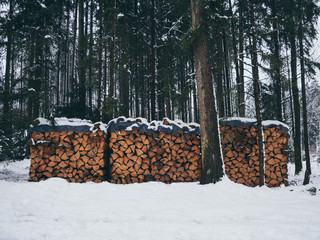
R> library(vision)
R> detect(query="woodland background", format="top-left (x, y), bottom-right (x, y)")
top-left (0, 0), bottom-right (320, 168)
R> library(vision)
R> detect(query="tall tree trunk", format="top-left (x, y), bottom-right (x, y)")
top-left (78, 0), bottom-right (86, 118)
top-left (216, 28), bottom-right (224, 118)
top-left (150, 0), bottom-right (156, 120)
top-left (3, 0), bottom-right (13, 139)
top-left (222, 30), bottom-right (231, 117)
top-left (64, 3), bottom-right (70, 104)
top-left (271, 0), bottom-right (282, 121)
top-left (97, 0), bottom-right (103, 119)
top-left (108, 0), bottom-right (116, 120)
top-left (238, 0), bottom-right (245, 117)
top-left (120, 36), bottom-right (129, 117)
top-left (190, 0), bottom-right (224, 184)
top-left (71, 0), bottom-right (78, 106)
top-left (290, 15), bottom-right (302, 174)
top-left (298, 8), bottom-right (311, 184)
top-left (228, 0), bottom-right (241, 117)
top-left (191, 52), bottom-right (198, 123)
top-left (250, 0), bottom-right (264, 186)
top-left (56, 44), bottom-right (61, 106)
top-left (88, 0), bottom-right (94, 113)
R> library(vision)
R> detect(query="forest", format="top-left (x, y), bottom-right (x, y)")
top-left (0, 0), bottom-right (320, 172)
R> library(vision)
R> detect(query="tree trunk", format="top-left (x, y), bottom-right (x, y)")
top-left (150, 0), bottom-right (156, 120)
top-left (228, 0), bottom-right (241, 117)
top-left (222, 30), bottom-right (231, 117)
top-left (64, 4), bottom-right (70, 104)
top-left (238, 0), bottom-right (245, 117)
top-left (190, 0), bottom-right (224, 184)
top-left (271, 0), bottom-right (283, 121)
top-left (298, 7), bottom-right (311, 184)
top-left (2, 0), bottom-right (13, 139)
top-left (97, 0), bottom-right (103, 119)
top-left (88, 0), bottom-right (94, 113)
top-left (191, 52), bottom-right (198, 123)
top-left (78, 0), bottom-right (86, 118)
top-left (120, 36), bottom-right (129, 117)
top-left (290, 15), bottom-right (302, 175)
top-left (71, 0), bottom-right (78, 106)
top-left (108, 0), bottom-right (116, 120)
top-left (250, 0), bottom-right (264, 186)
top-left (216, 28), bottom-right (224, 118)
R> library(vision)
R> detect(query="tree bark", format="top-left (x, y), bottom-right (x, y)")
top-left (290, 14), bottom-right (302, 175)
top-left (108, 0), bottom-right (116, 120)
top-left (238, 0), bottom-right (245, 117)
top-left (271, 0), bottom-right (283, 121)
top-left (216, 28), bottom-right (224, 118)
top-left (2, 0), bottom-right (13, 138)
top-left (78, 0), bottom-right (86, 118)
top-left (228, 0), bottom-right (241, 117)
top-left (250, 0), bottom-right (264, 186)
top-left (71, 0), bottom-right (78, 106)
top-left (298, 5), bottom-right (311, 184)
top-left (97, 0), bottom-right (103, 120)
top-left (88, 0), bottom-right (94, 113)
top-left (190, 0), bottom-right (224, 184)
top-left (150, 0), bottom-right (156, 120)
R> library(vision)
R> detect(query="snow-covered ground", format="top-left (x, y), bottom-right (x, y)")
top-left (0, 158), bottom-right (319, 240)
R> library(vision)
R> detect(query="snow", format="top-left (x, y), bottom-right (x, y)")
top-left (107, 116), bottom-right (200, 135)
top-left (38, 1), bottom-right (47, 9)
top-left (117, 13), bottom-right (124, 19)
top-left (0, 158), bottom-right (319, 240)
top-left (221, 117), bottom-right (290, 133)
top-left (31, 117), bottom-right (107, 133)
top-left (34, 117), bottom-right (93, 127)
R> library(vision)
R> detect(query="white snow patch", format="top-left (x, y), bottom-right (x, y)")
top-left (222, 117), bottom-right (290, 132)
top-left (34, 117), bottom-right (93, 127)
top-left (117, 13), bottom-right (124, 19)
top-left (108, 116), bottom-right (200, 134)
top-left (0, 158), bottom-right (319, 239)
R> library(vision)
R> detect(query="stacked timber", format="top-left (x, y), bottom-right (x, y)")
top-left (220, 118), bottom-right (289, 187)
top-left (264, 126), bottom-right (289, 187)
top-left (29, 118), bottom-right (107, 183)
top-left (108, 117), bottom-right (201, 184)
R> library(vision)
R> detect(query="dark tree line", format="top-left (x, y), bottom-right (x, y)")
top-left (1, 0), bottom-right (320, 183)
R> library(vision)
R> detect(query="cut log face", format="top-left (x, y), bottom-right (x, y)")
top-left (109, 130), bottom-right (201, 184)
top-left (29, 130), bottom-right (107, 183)
top-left (220, 125), bottom-right (288, 187)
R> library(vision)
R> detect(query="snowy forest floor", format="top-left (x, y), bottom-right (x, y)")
top-left (0, 157), bottom-right (320, 240)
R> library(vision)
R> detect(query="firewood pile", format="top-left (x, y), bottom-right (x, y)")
top-left (108, 118), bottom-right (201, 184)
top-left (264, 126), bottom-right (289, 187)
top-left (28, 117), bottom-right (289, 188)
top-left (220, 119), bottom-right (289, 187)
top-left (29, 118), bottom-right (107, 183)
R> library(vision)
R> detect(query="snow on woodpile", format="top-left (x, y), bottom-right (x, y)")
top-left (30, 117), bottom-right (107, 133)
top-left (106, 116), bottom-right (200, 135)
top-left (220, 117), bottom-right (290, 133)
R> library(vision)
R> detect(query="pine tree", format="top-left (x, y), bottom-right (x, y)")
top-left (190, 0), bottom-right (224, 184)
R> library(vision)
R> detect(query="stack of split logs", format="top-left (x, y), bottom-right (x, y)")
top-left (220, 124), bottom-right (289, 187)
top-left (108, 119), bottom-right (201, 184)
top-left (28, 117), bottom-right (289, 188)
top-left (29, 129), bottom-right (107, 183)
